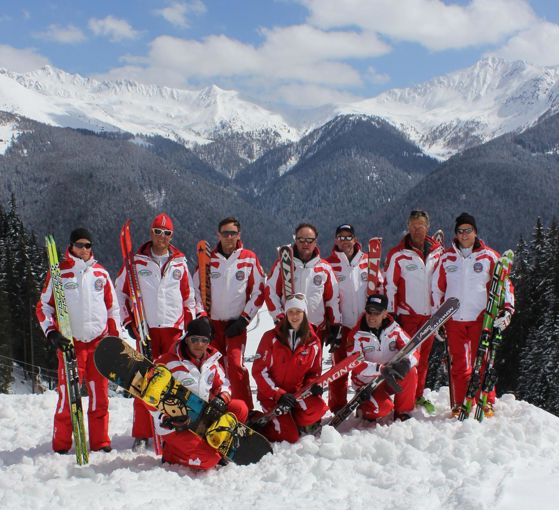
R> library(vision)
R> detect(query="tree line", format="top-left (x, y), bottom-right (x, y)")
top-left (1, 196), bottom-right (558, 419)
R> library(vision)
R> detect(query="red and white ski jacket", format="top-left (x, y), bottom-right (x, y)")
top-left (151, 344), bottom-right (230, 436)
top-left (115, 242), bottom-right (196, 330)
top-left (347, 315), bottom-right (418, 388)
top-left (192, 242), bottom-right (266, 321)
top-left (327, 244), bottom-right (384, 329)
top-left (384, 235), bottom-right (442, 318)
top-left (36, 249), bottom-right (121, 342)
top-left (252, 322), bottom-right (322, 405)
top-left (266, 247), bottom-right (341, 328)
top-left (431, 239), bottom-right (515, 322)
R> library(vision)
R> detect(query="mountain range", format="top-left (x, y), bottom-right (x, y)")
top-left (1, 56), bottom-right (559, 271)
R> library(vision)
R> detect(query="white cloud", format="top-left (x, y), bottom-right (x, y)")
top-left (302, 0), bottom-right (536, 51)
top-left (154, 1), bottom-right (206, 28)
top-left (0, 45), bottom-right (50, 73)
top-left (274, 83), bottom-right (360, 108)
top-left (89, 16), bottom-right (139, 42)
top-left (34, 24), bottom-right (86, 44)
top-left (491, 21), bottom-right (559, 66)
top-left (365, 66), bottom-right (390, 85)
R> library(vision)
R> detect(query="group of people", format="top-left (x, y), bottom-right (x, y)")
top-left (36, 209), bottom-right (514, 470)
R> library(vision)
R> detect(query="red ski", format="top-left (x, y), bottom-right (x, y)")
top-left (197, 240), bottom-right (212, 313)
top-left (367, 237), bottom-right (382, 295)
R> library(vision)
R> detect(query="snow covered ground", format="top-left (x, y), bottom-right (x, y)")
top-left (1, 311), bottom-right (559, 510)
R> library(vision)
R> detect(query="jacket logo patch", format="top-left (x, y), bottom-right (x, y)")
top-left (94, 278), bottom-right (104, 291)
top-left (338, 275), bottom-right (346, 282)
top-left (64, 282), bottom-right (78, 290)
top-left (138, 269), bottom-right (152, 277)
top-left (182, 377), bottom-right (195, 386)
top-left (313, 275), bottom-right (323, 286)
top-left (447, 265), bottom-right (458, 273)
top-left (363, 345), bottom-right (377, 352)
top-left (389, 340), bottom-right (397, 351)
top-left (173, 269), bottom-right (182, 280)
top-left (211, 272), bottom-right (220, 279)
top-left (235, 270), bottom-right (245, 281)
top-left (206, 372), bottom-right (215, 386)
top-left (360, 272), bottom-right (367, 281)
top-left (473, 262), bottom-right (483, 273)
top-left (406, 264), bottom-right (418, 271)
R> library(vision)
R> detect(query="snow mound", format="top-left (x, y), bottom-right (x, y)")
top-left (1, 389), bottom-right (558, 510)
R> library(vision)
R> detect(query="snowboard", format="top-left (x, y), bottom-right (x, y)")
top-left (94, 336), bottom-right (273, 465)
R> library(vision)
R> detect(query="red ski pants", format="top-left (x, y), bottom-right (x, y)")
top-left (445, 319), bottom-right (494, 406)
top-left (210, 320), bottom-right (254, 411)
top-left (53, 337), bottom-right (110, 452)
top-left (132, 327), bottom-right (182, 439)
top-left (161, 399), bottom-right (248, 470)
top-left (328, 326), bottom-right (352, 413)
top-left (259, 395), bottom-right (328, 444)
top-left (399, 314), bottom-right (434, 400)
top-left (357, 368), bottom-right (418, 420)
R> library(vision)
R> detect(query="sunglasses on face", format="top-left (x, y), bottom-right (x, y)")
top-left (337, 235), bottom-right (354, 241)
top-left (295, 237), bottom-right (316, 244)
top-left (188, 335), bottom-right (210, 344)
top-left (73, 242), bottom-right (92, 249)
top-left (153, 228), bottom-right (173, 237)
top-left (456, 227), bottom-right (474, 235)
top-left (220, 230), bottom-right (239, 238)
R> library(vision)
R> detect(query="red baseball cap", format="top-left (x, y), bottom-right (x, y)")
top-left (151, 213), bottom-right (174, 231)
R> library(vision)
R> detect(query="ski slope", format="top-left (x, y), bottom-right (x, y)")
top-left (1, 312), bottom-right (558, 510)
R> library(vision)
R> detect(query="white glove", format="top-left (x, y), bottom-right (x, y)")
top-left (493, 310), bottom-right (511, 331)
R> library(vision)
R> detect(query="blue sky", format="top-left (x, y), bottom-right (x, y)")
top-left (1, 1), bottom-right (558, 108)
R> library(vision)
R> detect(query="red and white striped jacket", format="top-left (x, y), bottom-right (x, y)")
top-left (115, 242), bottom-right (196, 330)
top-left (193, 242), bottom-right (266, 321)
top-left (384, 235), bottom-right (442, 318)
top-left (347, 315), bottom-right (418, 388)
top-left (327, 244), bottom-right (383, 329)
top-left (252, 322), bottom-right (322, 406)
top-left (151, 343), bottom-right (230, 436)
top-left (36, 249), bottom-right (121, 342)
top-left (431, 238), bottom-right (515, 322)
top-left (266, 247), bottom-right (341, 328)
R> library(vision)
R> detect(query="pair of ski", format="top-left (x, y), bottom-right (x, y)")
top-left (457, 249), bottom-right (514, 422)
top-left (45, 235), bottom-right (89, 465)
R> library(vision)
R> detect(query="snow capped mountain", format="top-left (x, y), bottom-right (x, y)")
top-left (0, 66), bottom-right (299, 149)
top-left (336, 57), bottom-right (559, 159)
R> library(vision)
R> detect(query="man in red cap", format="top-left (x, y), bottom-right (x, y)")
top-left (116, 212), bottom-right (197, 450)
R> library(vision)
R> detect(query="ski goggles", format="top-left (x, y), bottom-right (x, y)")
top-left (456, 227), bottom-right (474, 235)
top-left (152, 228), bottom-right (173, 237)
top-left (336, 235), bottom-right (354, 241)
top-left (188, 335), bottom-right (211, 344)
top-left (73, 242), bottom-right (92, 249)
top-left (286, 293), bottom-right (306, 301)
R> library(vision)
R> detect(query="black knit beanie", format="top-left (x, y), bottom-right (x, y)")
top-left (455, 213), bottom-right (477, 233)
top-left (184, 317), bottom-right (212, 339)
top-left (70, 227), bottom-right (93, 244)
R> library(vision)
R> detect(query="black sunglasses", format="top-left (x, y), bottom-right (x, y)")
top-left (188, 335), bottom-right (210, 344)
top-left (295, 237), bottom-right (316, 244)
top-left (73, 242), bottom-right (92, 249)
top-left (153, 228), bottom-right (173, 236)
top-left (220, 230), bottom-right (239, 238)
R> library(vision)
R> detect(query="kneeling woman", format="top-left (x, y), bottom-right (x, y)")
top-left (252, 294), bottom-right (328, 443)
top-left (145, 318), bottom-right (248, 469)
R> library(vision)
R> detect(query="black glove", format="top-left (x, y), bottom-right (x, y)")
top-left (207, 395), bottom-right (228, 422)
top-left (380, 358), bottom-right (411, 394)
top-left (310, 383), bottom-right (324, 397)
top-left (325, 324), bottom-right (342, 353)
top-left (358, 384), bottom-right (374, 402)
top-left (225, 316), bottom-right (249, 338)
top-left (161, 414), bottom-right (190, 432)
top-left (436, 326), bottom-right (447, 342)
top-left (276, 393), bottom-right (297, 415)
top-left (125, 324), bottom-right (137, 341)
top-left (47, 330), bottom-right (72, 352)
